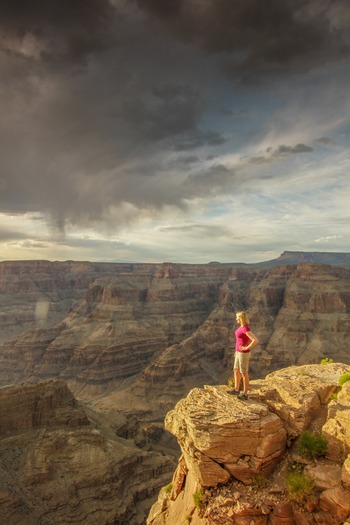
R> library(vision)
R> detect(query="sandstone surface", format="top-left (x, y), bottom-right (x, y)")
top-left (148, 363), bottom-right (350, 525)
top-left (165, 385), bottom-right (287, 485)
top-left (0, 380), bottom-right (176, 525)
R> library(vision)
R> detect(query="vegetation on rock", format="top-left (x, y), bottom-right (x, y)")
top-left (339, 372), bottom-right (350, 386)
top-left (193, 489), bottom-right (205, 508)
top-left (296, 431), bottom-right (328, 459)
top-left (286, 470), bottom-right (315, 503)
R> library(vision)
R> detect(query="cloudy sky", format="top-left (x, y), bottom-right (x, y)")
top-left (1, 0), bottom-right (349, 264)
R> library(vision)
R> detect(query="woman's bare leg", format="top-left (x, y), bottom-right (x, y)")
top-left (242, 372), bottom-right (249, 394)
top-left (234, 368), bottom-right (242, 391)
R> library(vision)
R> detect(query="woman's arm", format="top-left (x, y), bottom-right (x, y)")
top-left (239, 331), bottom-right (259, 351)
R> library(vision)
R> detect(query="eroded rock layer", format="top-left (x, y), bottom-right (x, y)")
top-left (0, 260), bottom-right (132, 341)
top-left (0, 261), bottom-right (350, 422)
top-left (0, 380), bottom-right (175, 525)
top-left (148, 363), bottom-right (350, 525)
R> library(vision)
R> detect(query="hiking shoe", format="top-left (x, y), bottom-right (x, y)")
top-left (227, 389), bottom-right (240, 395)
top-left (238, 393), bottom-right (248, 400)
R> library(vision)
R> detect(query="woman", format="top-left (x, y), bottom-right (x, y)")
top-left (228, 311), bottom-right (259, 400)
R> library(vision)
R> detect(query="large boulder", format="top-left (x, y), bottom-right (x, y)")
top-left (165, 385), bottom-right (286, 486)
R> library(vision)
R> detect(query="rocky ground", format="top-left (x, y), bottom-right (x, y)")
top-left (147, 363), bottom-right (350, 525)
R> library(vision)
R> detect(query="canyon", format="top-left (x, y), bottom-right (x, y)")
top-left (0, 254), bottom-right (350, 420)
top-left (0, 252), bottom-right (349, 523)
top-left (0, 380), bottom-right (177, 524)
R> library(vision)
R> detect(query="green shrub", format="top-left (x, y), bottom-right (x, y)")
top-left (339, 372), bottom-right (350, 387)
top-left (164, 482), bottom-right (173, 494)
top-left (320, 357), bottom-right (333, 364)
top-left (296, 431), bottom-right (327, 459)
top-left (193, 489), bottom-right (205, 508)
top-left (286, 471), bottom-right (315, 503)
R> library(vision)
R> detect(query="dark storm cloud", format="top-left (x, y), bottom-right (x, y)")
top-left (186, 164), bottom-right (234, 197)
top-left (158, 223), bottom-right (230, 237)
top-left (0, 0), bottom-right (348, 239)
top-left (0, 229), bottom-right (27, 242)
top-left (173, 130), bottom-right (227, 151)
top-left (219, 108), bottom-right (247, 117)
top-left (119, 83), bottom-right (207, 142)
top-left (272, 144), bottom-right (314, 156)
top-left (248, 143), bottom-right (314, 164)
top-left (315, 137), bottom-right (337, 146)
top-left (178, 156), bottom-right (200, 165)
top-left (0, 5), bottom-right (216, 226)
top-left (135, 0), bottom-right (350, 78)
top-left (0, 0), bottom-right (118, 63)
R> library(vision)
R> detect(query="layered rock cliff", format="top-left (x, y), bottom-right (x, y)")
top-left (0, 380), bottom-right (176, 525)
top-left (0, 260), bottom-right (132, 341)
top-left (148, 363), bottom-right (350, 525)
top-left (0, 262), bottom-right (350, 422)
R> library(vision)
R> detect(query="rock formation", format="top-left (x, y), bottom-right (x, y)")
top-left (0, 261), bottom-right (350, 424)
top-left (0, 260), bottom-right (131, 341)
top-left (0, 380), bottom-right (176, 525)
top-left (263, 251), bottom-right (350, 268)
top-left (0, 254), bottom-right (350, 523)
top-left (147, 363), bottom-right (350, 525)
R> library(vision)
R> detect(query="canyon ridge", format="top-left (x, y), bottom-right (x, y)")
top-left (0, 251), bottom-right (349, 523)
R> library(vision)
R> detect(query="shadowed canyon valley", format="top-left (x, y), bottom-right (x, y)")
top-left (0, 252), bottom-right (349, 524)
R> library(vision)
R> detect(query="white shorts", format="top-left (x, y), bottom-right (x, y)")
top-left (234, 351), bottom-right (250, 374)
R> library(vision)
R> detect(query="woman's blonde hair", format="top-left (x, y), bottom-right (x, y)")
top-left (236, 311), bottom-right (249, 325)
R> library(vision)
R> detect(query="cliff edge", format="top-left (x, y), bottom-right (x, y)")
top-left (148, 363), bottom-right (350, 525)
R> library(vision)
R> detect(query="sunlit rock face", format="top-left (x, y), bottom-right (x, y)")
top-left (0, 380), bottom-right (175, 525)
top-left (147, 363), bottom-right (350, 525)
top-left (165, 385), bottom-right (287, 486)
top-left (0, 260), bottom-right (350, 422)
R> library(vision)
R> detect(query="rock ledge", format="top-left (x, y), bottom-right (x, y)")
top-left (148, 363), bottom-right (350, 525)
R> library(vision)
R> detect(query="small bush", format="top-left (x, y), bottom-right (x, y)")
top-left (286, 471), bottom-right (315, 503)
top-left (321, 357), bottom-right (333, 364)
top-left (193, 489), bottom-right (205, 508)
top-left (339, 372), bottom-right (350, 387)
top-left (296, 431), bottom-right (327, 459)
top-left (164, 482), bottom-right (173, 494)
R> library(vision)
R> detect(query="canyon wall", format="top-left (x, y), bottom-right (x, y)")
top-left (0, 260), bottom-right (349, 421)
top-left (0, 380), bottom-right (176, 525)
top-left (0, 260), bottom-right (134, 341)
